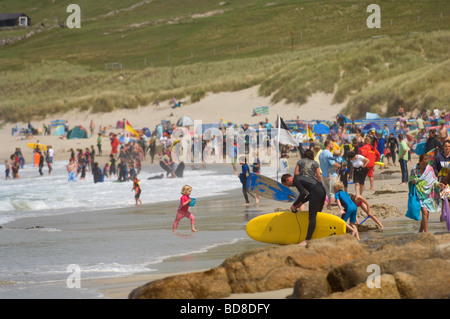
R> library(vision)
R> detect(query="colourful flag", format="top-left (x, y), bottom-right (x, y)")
top-left (307, 124), bottom-right (314, 140)
top-left (126, 120), bottom-right (140, 137)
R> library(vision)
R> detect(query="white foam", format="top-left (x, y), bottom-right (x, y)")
top-left (0, 161), bottom-right (267, 225)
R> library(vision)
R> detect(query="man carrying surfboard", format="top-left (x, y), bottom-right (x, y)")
top-left (281, 173), bottom-right (326, 246)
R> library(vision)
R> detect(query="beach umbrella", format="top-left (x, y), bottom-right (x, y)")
top-left (313, 123), bottom-right (330, 135)
top-left (177, 115), bottom-right (194, 127)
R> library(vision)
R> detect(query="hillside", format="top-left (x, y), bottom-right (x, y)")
top-left (0, 0), bottom-right (449, 122)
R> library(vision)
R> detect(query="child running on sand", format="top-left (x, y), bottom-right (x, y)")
top-left (173, 185), bottom-right (198, 233)
top-left (334, 181), bottom-right (360, 241)
top-left (132, 176), bottom-right (142, 205)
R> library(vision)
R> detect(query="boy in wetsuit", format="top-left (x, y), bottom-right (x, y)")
top-left (132, 176), bottom-right (142, 205)
top-left (334, 181), bottom-right (360, 240)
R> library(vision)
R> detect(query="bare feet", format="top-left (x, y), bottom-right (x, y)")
top-left (298, 240), bottom-right (309, 247)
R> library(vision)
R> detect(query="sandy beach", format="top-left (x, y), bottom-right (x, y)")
top-left (1, 85), bottom-right (446, 300)
top-left (0, 85), bottom-right (344, 162)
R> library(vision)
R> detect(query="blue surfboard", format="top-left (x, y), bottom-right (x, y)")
top-left (246, 173), bottom-right (298, 202)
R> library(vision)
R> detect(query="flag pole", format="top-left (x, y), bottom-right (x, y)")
top-left (277, 114), bottom-right (280, 182)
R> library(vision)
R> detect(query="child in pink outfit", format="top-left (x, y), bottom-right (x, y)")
top-left (173, 185), bottom-right (198, 233)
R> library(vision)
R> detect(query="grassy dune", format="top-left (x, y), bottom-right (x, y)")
top-left (0, 0), bottom-right (449, 122)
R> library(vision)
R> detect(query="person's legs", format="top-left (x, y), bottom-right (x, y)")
top-left (419, 207), bottom-right (429, 232)
top-left (187, 212), bottom-right (198, 232)
top-left (304, 184), bottom-right (326, 242)
top-left (360, 202), bottom-right (384, 229)
top-left (173, 211), bottom-right (184, 232)
top-left (242, 183), bottom-right (249, 205)
top-left (399, 159), bottom-right (408, 183)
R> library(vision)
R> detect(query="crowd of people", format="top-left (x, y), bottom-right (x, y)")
top-left (5, 108), bottom-right (450, 234)
top-left (277, 108), bottom-right (450, 245)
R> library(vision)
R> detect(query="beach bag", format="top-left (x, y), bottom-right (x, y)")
top-left (405, 183), bottom-right (421, 221)
top-left (442, 196), bottom-right (450, 231)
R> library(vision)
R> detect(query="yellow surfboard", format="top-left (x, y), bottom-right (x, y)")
top-left (375, 161), bottom-right (385, 167)
top-left (27, 143), bottom-right (47, 151)
top-left (246, 211), bottom-right (346, 245)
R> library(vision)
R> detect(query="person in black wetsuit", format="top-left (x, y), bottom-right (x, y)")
top-left (238, 156), bottom-right (260, 206)
top-left (281, 171), bottom-right (326, 247)
top-left (239, 157), bottom-right (251, 206)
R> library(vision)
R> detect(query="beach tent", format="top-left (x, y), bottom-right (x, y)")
top-left (177, 116), bottom-right (194, 127)
top-left (53, 125), bottom-right (65, 136)
top-left (252, 106), bottom-right (269, 116)
top-left (67, 126), bottom-right (88, 139)
top-left (313, 123), bottom-right (330, 135)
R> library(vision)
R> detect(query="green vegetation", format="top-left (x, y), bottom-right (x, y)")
top-left (0, 0), bottom-right (448, 122)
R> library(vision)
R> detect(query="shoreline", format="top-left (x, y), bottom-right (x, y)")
top-left (2, 150), bottom-right (434, 299)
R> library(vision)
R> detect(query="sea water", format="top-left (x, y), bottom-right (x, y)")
top-left (0, 160), bottom-right (277, 298)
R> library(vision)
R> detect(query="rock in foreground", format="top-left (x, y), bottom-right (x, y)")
top-left (128, 233), bottom-right (450, 299)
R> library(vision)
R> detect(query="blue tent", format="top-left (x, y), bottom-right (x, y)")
top-left (67, 126), bottom-right (88, 139)
top-left (313, 123), bottom-right (330, 135)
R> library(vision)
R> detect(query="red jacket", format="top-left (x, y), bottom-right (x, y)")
top-left (110, 136), bottom-right (119, 154)
top-left (359, 143), bottom-right (380, 167)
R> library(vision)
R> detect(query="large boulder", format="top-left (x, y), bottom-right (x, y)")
top-left (128, 267), bottom-right (230, 299)
top-left (128, 233), bottom-right (450, 299)
top-left (129, 235), bottom-right (365, 299)
top-left (324, 232), bottom-right (450, 299)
